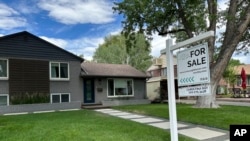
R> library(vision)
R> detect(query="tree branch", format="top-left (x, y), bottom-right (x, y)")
top-left (158, 28), bottom-right (186, 36)
top-left (175, 0), bottom-right (194, 38)
top-left (236, 4), bottom-right (250, 34)
top-left (212, 1), bottom-right (250, 85)
top-left (207, 0), bottom-right (217, 63)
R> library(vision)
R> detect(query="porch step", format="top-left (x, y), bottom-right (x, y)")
top-left (81, 104), bottom-right (110, 110)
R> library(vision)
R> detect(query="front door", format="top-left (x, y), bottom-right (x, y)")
top-left (84, 79), bottom-right (95, 103)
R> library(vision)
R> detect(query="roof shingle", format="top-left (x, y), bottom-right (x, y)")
top-left (81, 63), bottom-right (148, 78)
top-left (234, 64), bottom-right (250, 75)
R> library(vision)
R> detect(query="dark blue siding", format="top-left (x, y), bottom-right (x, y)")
top-left (0, 31), bottom-right (83, 62)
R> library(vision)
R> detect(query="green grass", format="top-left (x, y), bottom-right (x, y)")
top-left (0, 110), bottom-right (193, 141)
top-left (114, 103), bottom-right (250, 130)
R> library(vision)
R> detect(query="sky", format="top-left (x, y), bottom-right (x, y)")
top-left (0, 0), bottom-right (249, 64)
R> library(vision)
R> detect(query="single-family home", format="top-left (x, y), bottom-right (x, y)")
top-left (0, 31), bottom-right (149, 114)
top-left (81, 63), bottom-right (150, 106)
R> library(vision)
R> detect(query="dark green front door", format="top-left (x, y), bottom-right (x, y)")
top-left (84, 79), bottom-right (95, 103)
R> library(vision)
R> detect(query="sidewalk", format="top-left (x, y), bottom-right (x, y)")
top-left (177, 98), bottom-right (250, 107)
top-left (95, 108), bottom-right (229, 141)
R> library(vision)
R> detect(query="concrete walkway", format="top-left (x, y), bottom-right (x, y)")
top-left (95, 108), bottom-right (229, 141)
top-left (177, 98), bottom-right (250, 107)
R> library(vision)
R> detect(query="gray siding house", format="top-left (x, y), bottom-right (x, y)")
top-left (81, 63), bottom-right (150, 106)
top-left (0, 31), bottom-right (83, 114)
top-left (0, 31), bottom-right (150, 114)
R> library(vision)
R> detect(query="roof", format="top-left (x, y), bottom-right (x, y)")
top-left (234, 64), bottom-right (250, 75)
top-left (147, 54), bottom-right (177, 71)
top-left (0, 31), bottom-right (84, 62)
top-left (81, 63), bottom-right (148, 78)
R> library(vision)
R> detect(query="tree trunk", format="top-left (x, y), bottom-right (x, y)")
top-left (194, 0), bottom-right (250, 108)
top-left (194, 78), bottom-right (220, 108)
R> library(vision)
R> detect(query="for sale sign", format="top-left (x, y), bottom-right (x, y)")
top-left (178, 84), bottom-right (211, 97)
top-left (177, 43), bottom-right (210, 86)
top-left (177, 43), bottom-right (211, 97)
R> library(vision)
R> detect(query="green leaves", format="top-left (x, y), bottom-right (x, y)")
top-left (223, 59), bottom-right (242, 86)
top-left (93, 33), bottom-right (152, 71)
top-left (113, 0), bottom-right (207, 39)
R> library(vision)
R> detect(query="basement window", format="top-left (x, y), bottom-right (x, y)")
top-left (0, 94), bottom-right (9, 106)
top-left (51, 93), bottom-right (70, 103)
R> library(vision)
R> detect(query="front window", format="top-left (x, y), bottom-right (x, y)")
top-left (0, 94), bottom-right (9, 106)
top-left (0, 59), bottom-right (8, 79)
top-left (50, 62), bottom-right (69, 80)
top-left (108, 79), bottom-right (134, 97)
top-left (51, 93), bottom-right (70, 103)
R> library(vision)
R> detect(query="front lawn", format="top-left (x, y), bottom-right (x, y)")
top-left (0, 110), bottom-right (193, 141)
top-left (114, 103), bottom-right (250, 130)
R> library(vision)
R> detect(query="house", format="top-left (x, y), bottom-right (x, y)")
top-left (0, 31), bottom-right (84, 114)
top-left (217, 64), bottom-right (250, 95)
top-left (0, 31), bottom-right (150, 114)
top-left (146, 54), bottom-right (178, 101)
top-left (81, 63), bottom-right (150, 106)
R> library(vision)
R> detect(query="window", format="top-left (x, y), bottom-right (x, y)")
top-left (50, 62), bottom-right (69, 80)
top-left (247, 76), bottom-right (250, 86)
top-left (161, 68), bottom-right (167, 76)
top-left (0, 94), bottom-right (9, 106)
top-left (0, 59), bottom-right (8, 79)
top-left (108, 79), bottom-right (134, 97)
top-left (236, 76), bottom-right (241, 86)
top-left (51, 93), bottom-right (70, 103)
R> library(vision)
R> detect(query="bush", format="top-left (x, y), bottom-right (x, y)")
top-left (10, 92), bottom-right (50, 105)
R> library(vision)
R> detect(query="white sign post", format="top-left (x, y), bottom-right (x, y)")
top-left (163, 31), bottom-right (214, 141)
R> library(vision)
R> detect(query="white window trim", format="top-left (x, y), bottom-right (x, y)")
top-left (0, 59), bottom-right (9, 80)
top-left (107, 78), bottom-right (134, 98)
top-left (50, 93), bottom-right (71, 103)
top-left (0, 94), bottom-right (9, 106)
top-left (50, 62), bottom-right (70, 81)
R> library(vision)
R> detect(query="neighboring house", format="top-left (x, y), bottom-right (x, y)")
top-left (217, 64), bottom-right (250, 95)
top-left (0, 31), bottom-right (84, 114)
top-left (81, 63), bottom-right (150, 106)
top-left (146, 54), bottom-right (178, 101)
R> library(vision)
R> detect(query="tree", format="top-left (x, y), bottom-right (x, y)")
top-left (93, 33), bottom-right (152, 72)
top-left (113, 0), bottom-right (250, 108)
top-left (223, 59), bottom-right (242, 95)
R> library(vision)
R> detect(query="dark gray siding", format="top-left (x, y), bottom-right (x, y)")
top-left (9, 59), bottom-right (50, 95)
top-left (94, 78), bottom-right (108, 104)
top-left (133, 78), bottom-right (147, 99)
top-left (50, 61), bottom-right (83, 102)
top-left (0, 32), bottom-right (82, 62)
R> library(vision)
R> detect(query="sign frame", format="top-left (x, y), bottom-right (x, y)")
top-left (162, 31), bottom-right (214, 141)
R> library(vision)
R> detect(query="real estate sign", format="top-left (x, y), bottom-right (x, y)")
top-left (177, 43), bottom-right (211, 97)
top-left (178, 84), bottom-right (211, 97)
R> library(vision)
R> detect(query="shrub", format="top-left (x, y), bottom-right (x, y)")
top-left (10, 92), bottom-right (50, 105)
